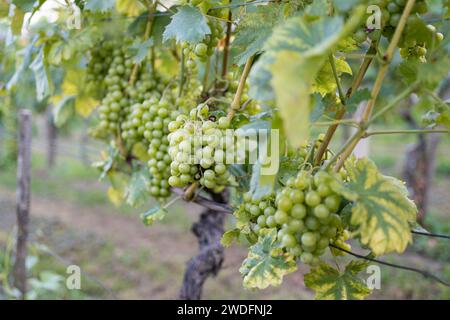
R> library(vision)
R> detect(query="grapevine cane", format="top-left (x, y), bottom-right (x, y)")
top-left (333, 0), bottom-right (417, 171)
top-left (314, 42), bottom-right (378, 166)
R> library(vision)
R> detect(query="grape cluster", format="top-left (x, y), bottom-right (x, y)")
top-left (353, 0), bottom-right (444, 61)
top-left (97, 45), bottom-right (134, 134)
top-left (124, 95), bottom-right (181, 200)
top-left (167, 104), bottom-right (233, 193)
top-left (86, 40), bottom-right (115, 90)
top-left (120, 74), bottom-right (169, 144)
top-left (399, 22), bottom-right (444, 61)
top-left (243, 169), bottom-right (351, 265)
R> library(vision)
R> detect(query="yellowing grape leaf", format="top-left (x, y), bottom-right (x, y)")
top-left (312, 56), bottom-right (352, 97)
top-left (107, 187), bottom-right (124, 207)
top-left (239, 229), bottom-right (297, 289)
top-left (61, 69), bottom-right (99, 117)
top-left (343, 158), bottom-right (417, 256)
top-left (140, 206), bottom-right (167, 226)
top-left (74, 94), bottom-right (98, 117)
top-left (221, 229), bottom-right (241, 247)
top-left (106, 171), bottom-right (129, 206)
top-left (304, 260), bottom-right (372, 300)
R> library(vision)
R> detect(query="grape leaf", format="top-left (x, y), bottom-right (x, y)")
top-left (312, 56), bottom-right (352, 97)
top-left (140, 206), bottom-right (167, 226)
top-left (92, 146), bottom-right (119, 181)
top-left (61, 68), bottom-right (99, 117)
top-left (107, 171), bottom-right (129, 207)
top-left (125, 166), bottom-right (150, 207)
top-left (252, 8), bottom-right (364, 148)
top-left (404, 15), bottom-right (435, 48)
top-left (342, 158), bottom-right (417, 256)
top-left (232, 4), bottom-right (286, 66)
top-left (51, 95), bottom-right (75, 127)
top-left (239, 229), bottom-right (297, 289)
top-left (221, 229), bottom-right (241, 247)
top-left (163, 6), bottom-right (210, 44)
top-left (236, 119), bottom-right (278, 200)
top-left (74, 95), bottom-right (98, 117)
top-left (271, 51), bottom-right (323, 149)
top-left (29, 47), bottom-right (52, 101)
top-left (7, 38), bottom-right (36, 90)
top-left (398, 55), bottom-right (450, 89)
top-left (304, 260), bottom-right (372, 300)
top-left (85, 0), bottom-right (115, 13)
top-left (107, 187), bottom-right (124, 207)
top-left (128, 38), bottom-right (153, 64)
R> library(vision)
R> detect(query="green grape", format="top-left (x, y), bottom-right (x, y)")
top-left (274, 210), bottom-right (289, 225)
top-left (305, 190), bottom-right (321, 207)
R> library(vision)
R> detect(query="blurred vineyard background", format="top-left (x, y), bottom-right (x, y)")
top-left (0, 115), bottom-right (449, 299)
top-left (1, 0), bottom-right (450, 300)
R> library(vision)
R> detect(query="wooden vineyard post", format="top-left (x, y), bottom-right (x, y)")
top-left (13, 109), bottom-right (32, 299)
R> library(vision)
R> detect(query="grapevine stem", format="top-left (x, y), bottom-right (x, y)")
top-left (364, 129), bottom-right (449, 137)
top-left (314, 42), bottom-right (377, 166)
top-left (226, 54), bottom-right (255, 122)
top-left (221, 4), bottom-right (232, 77)
top-left (329, 54), bottom-right (346, 105)
top-left (332, 0), bottom-right (416, 171)
top-left (184, 181), bottom-right (200, 201)
top-left (330, 244), bottom-right (450, 287)
top-left (324, 129), bottom-right (364, 171)
top-left (361, 0), bottom-right (416, 122)
top-left (178, 50), bottom-right (185, 98)
top-left (311, 119), bottom-right (359, 127)
top-left (202, 56), bottom-right (211, 95)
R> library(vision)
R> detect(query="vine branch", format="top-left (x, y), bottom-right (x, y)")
top-left (221, 2), bottom-right (232, 77)
top-left (314, 42), bottom-right (377, 166)
top-left (330, 244), bottom-right (450, 287)
top-left (333, 0), bottom-right (417, 171)
top-left (226, 55), bottom-right (255, 122)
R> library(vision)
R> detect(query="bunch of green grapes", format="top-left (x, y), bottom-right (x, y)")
top-left (120, 72), bottom-right (169, 144)
top-left (167, 104), bottom-right (233, 193)
top-left (234, 137), bottom-right (350, 265)
top-left (120, 75), bottom-right (185, 201)
top-left (236, 191), bottom-right (277, 232)
top-left (97, 45), bottom-right (134, 134)
top-left (399, 22), bottom-right (444, 61)
top-left (259, 169), bottom-right (350, 265)
top-left (353, 0), bottom-right (444, 61)
top-left (86, 40), bottom-right (115, 88)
